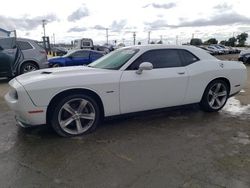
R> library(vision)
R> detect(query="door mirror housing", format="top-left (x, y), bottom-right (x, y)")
top-left (0, 46), bottom-right (3, 51)
top-left (136, 62), bottom-right (153, 74)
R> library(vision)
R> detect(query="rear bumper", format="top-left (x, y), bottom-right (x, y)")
top-left (39, 61), bottom-right (49, 69)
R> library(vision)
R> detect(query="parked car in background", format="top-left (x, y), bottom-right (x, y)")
top-left (48, 49), bottom-right (104, 67)
top-left (238, 51), bottom-right (250, 64)
top-left (51, 47), bottom-right (68, 56)
top-left (5, 45), bottom-right (247, 137)
top-left (207, 46), bottom-right (223, 55)
top-left (198, 46), bottom-right (215, 55)
top-left (0, 37), bottom-right (48, 77)
top-left (213, 45), bottom-right (230, 54)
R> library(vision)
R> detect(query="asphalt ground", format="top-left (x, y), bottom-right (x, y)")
top-left (0, 55), bottom-right (250, 188)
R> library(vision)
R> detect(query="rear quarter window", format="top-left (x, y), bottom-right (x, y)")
top-left (178, 49), bottom-right (199, 66)
top-left (17, 41), bottom-right (33, 50)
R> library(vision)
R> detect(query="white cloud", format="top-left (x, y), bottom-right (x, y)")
top-left (0, 0), bottom-right (250, 44)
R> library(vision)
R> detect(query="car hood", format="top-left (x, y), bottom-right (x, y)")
top-left (15, 66), bottom-right (116, 86)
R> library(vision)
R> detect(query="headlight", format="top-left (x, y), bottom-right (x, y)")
top-left (9, 87), bottom-right (18, 100)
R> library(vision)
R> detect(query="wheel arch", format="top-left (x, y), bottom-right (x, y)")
top-left (202, 77), bottom-right (231, 101)
top-left (18, 60), bottom-right (40, 74)
top-left (46, 88), bottom-right (105, 124)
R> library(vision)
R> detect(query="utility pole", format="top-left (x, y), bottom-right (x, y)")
top-left (133, 32), bottom-right (136, 45)
top-left (106, 28), bottom-right (109, 45)
top-left (42, 19), bottom-right (47, 37)
top-left (53, 33), bottom-right (55, 46)
top-left (176, 35), bottom-right (178, 45)
top-left (192, 33), bottom-right (194, 39)
top-left (160, 35), bottom-right (163, 42)
top-left (148, 31), bottom-right (151, 44)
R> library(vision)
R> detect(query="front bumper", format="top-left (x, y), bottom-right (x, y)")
top-left (4, 79), bottom-right (47, 126)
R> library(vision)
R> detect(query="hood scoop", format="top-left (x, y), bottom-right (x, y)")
top-left (41, 71), bottom-right (52, 74)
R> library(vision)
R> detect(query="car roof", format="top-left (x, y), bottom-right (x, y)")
top-left (71, 49), bottom-right (103, 53)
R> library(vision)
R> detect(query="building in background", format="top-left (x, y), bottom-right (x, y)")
top-left (0, 28), bottom-right (11, 38)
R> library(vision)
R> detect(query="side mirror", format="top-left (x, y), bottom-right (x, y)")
top-left (136, 62), bottom-right (153, 74)
top-left (0, 46), bottom-right (3, 51)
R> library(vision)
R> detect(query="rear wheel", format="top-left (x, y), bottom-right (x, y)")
top-left (200, 80), bottom-right (229, 112)
top-left (20, 62), bottom-right (38, 74)
top-left (50, 94), bottom-right (100, 137)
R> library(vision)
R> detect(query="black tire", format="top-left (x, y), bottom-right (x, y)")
top-left (20, 62), bottom-right (38, 75)
top-left (246, 58), bottom-right (250, 64)
top-left (52, 63), bottom-right (61, 68)
top-left (50, 93), bottom-right (100, 137)
top-left (200, 80), bottom-right (229, 112)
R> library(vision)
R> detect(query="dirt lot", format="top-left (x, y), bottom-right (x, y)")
top-left (0, 55), bottom-right (250, 188)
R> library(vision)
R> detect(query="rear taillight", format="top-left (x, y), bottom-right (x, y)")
top-left (40, 50), bottom-right (48, 60)
top-left (40, 50), bottom-right (47, 55)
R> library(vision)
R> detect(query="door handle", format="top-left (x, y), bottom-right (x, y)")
top-left (178, 72), bottom-right (185, 75)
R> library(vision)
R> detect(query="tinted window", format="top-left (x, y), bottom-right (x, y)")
top-left (178, 50), bottom-right (199, 66)
top-left (91, 52), bottom-right (103, 59)
top-left (128, 49), bottom-right (182, 70)
top-left (82, 42), bottom-right (91, 47)
top-left (17, 41), bottom-right (33, 50)
top-left (0, 38), bottom-right (16, 49)
top-left (71, 51), bottom-right (90, 58)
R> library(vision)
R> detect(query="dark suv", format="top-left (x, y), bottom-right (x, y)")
top-left (0, 37), bottom-right (48, 77)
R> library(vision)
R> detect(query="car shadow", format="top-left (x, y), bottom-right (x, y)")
top-left (16, 104), bottom-right (207, 139)
top-left (0, 77), bottom-right (10, 84)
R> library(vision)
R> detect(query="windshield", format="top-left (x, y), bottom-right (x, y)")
top-left (63, 50), bottom-right (76, 57)
top-left (88, 48), bottom-right (139, 70)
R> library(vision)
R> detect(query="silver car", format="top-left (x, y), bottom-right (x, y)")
top-left (0, 37), bottom-right (49, 77)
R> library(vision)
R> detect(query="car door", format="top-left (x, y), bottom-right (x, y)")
top-left (119, 49), bottom-right (189, 114)
top-left (90, 52), bottom-right (103, 62)
top-left (0, 38), bottom-right (19, 77)
top-left (70, 51), bottom-right (90, 66)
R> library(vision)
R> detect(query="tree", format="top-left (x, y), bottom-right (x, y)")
top-left (220, 40), bottom-right (226, 45)
top-left (190, 38), bottom-right (202, 46)
top-left (157, 40), bottom-right (163, 44)
top-left (237, 32), bottom-right (248, 47)
top-left (150, 41), bottom-right (155, 44)
top-left (227, 37), bottom-right (237, 47)
top-left (205, 38), bottom-right (218, 45)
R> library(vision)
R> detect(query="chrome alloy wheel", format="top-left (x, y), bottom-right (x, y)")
top-left (58, 98), bottom-right (96, 135)
top-left (23, 64), bottom-right (37, 73)
top-left (207, 83), bottom-right (228, 110)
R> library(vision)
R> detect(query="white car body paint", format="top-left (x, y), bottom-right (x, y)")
top-left (5, 45), bottom-right (247, 126)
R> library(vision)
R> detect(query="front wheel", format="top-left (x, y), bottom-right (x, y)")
top-left (200, 80), bottom-right (229, 112)
top-left (52, 63), bottom-right (61, 68)
top-left (51, 94), bottom-right (100, 137)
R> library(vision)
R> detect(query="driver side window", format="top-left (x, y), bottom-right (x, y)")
top-left (127, 49), bottom-right (182, 70)
top-left (71, 51), bottom-right (90, 58)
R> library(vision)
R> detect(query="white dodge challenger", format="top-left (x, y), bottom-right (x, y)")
top-left (5, 45), bottom-right (247, 137)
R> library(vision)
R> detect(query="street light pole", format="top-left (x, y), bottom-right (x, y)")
top-left (148, 31), bottom-right (151, 44)
top-left (106, 28), bottom-right (109, 45)
top-left (42, 19), bottom-right (47, 37)
top-left (133, 32), bottom-right (136, 45)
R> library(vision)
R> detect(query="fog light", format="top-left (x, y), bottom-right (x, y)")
top-left (9, 87), bottom-right (18, 100)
